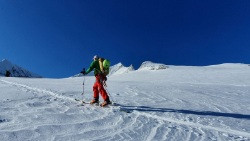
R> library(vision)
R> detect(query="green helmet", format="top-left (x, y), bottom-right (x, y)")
top-left (103, 59), bottom-right (110, 69)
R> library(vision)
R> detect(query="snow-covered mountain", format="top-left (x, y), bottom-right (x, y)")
top-left (138, 61), bottom-right (168, 70)
top-left (72, 61), bottom-right (169, 77)
top-left (0, 59), bottom-right (42, 78)
top-left (109, 63), bottom-right (135, 76)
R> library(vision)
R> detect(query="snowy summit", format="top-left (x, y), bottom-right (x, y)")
top-left (0, 59), bottom-right (42, 78)
top-left (138, 61), bottom-right (168, 70)
top-left (109, 63), bottom-right (135, 76)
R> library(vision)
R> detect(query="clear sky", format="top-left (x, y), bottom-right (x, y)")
top-left (0, 0), bottom-right (249, 78)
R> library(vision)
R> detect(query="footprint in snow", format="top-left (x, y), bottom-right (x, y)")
top-left (0, 116), bottom-right (10, 123)
top-left (0, 119), bottom-right (8, 123)
top-left (26, 102), bottom-right (45, 107)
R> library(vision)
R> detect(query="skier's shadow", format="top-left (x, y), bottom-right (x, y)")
top-left (117, 104), bottom-right (250, 120)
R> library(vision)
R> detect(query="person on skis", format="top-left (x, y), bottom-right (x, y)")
top-left (81, 55), bottom-right (111, 107)
top-left (5, 70), bottom-right (11, 77)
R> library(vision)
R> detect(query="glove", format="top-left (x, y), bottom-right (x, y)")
top-left (103, 76), bottom-right (107, 81)
top-left (80, 68), bottom-right (86, 75)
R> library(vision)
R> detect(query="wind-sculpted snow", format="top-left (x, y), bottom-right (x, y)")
top-left (1, 64), bottom-right (250, 141)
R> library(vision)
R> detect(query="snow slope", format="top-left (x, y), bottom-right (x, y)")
top-left (0, 64), bottom-right (250, 141)
top-left (0, 59), bottom-right (41, 78)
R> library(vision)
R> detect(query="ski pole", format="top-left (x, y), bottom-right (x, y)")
top-left (82, 75), bottom-right (85, 95)
top-left (104, 85), bottom-right (115, 104)
top-left (81, 69), bottom-right (86, 102)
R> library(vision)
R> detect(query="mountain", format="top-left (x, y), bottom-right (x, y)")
top-left (109, 63), bottom-right (135, 76)
top-left (72, 61), bottom-right (169, 77)
top-left (0, 59), bottom-right (42, 78)
top-left (138, 61), bottom-right (168, 70)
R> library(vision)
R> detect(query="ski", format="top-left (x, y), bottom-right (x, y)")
top-left (75, 98), bottom-right (90, 106)
top-left (75, 98), bottom-right (119, 108)
top-left (100, 102), bottom-right (119, 108)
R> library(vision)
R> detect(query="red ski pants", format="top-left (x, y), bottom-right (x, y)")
top-left (93, 74), bottom-right (109, 101)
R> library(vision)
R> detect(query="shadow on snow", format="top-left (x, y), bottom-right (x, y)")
top-left (117, 104), bottom-right (250, 120)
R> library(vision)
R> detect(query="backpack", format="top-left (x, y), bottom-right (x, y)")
top-left (99, 58), bottom-right (110, 75)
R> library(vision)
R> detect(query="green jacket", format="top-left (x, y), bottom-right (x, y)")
top-left (85, 60), bottom-right (101, 75)
top-left (85, 60), bottom-right (110, 76)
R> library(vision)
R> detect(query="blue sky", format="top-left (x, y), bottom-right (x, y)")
top-left (0, 0), bottom-right (249, 78)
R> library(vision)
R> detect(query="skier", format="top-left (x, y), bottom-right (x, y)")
top-left (5, 70), bottom-right (11, 77)
top-left (81, 55), bottom-right (111, 107)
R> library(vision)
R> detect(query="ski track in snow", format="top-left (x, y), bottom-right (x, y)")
top-left (137, 112), bottom-right (250, 138)
top-left (0, 80), bottom-right (76, 102)
top-left (1, 78), bottom-right (250, 141)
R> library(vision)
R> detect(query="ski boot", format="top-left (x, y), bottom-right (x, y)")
top-left (100, 100), bottom-right (112, 107)
top-left (90, 99), bottom-right (99, 105)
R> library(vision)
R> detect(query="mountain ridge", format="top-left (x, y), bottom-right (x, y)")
top-left (0, 59), bottom-right (42, 78)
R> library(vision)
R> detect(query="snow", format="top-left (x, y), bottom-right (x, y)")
top-left (1, 63), bottom-right (250, 141)
top-left (0, 59), bottom-right (42, 78)
top-left (109, 63), bottom-right (134, 76)
top-left (138, 61), bottom-right (168, 71)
